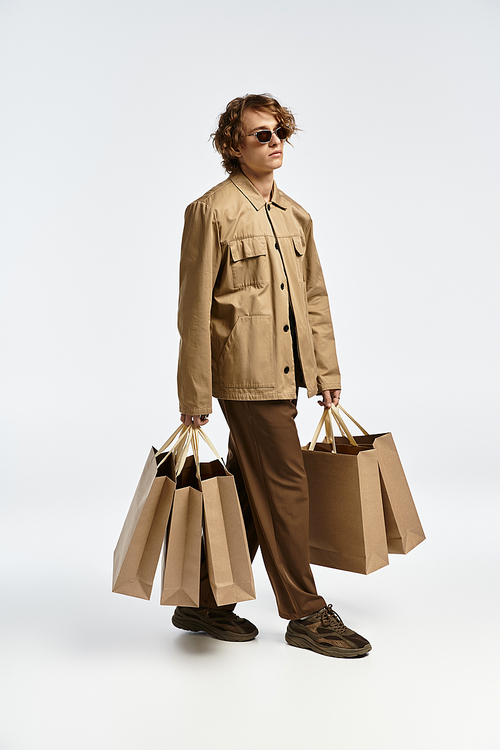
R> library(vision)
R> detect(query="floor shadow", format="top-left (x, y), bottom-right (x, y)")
top-left (171, 631), bottom-right (226, 655)
top-left (170, 630), bottom-right (262, 657)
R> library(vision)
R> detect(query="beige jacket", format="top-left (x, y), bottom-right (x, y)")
top-left (177, 171), bottom-right (341, 415)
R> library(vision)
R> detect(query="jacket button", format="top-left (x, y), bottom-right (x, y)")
top-left (280, 283), bottom-right (285, 290)
top-left (275, 242), bottom-right (279, 250)
top-left (284, 366), bottom-right (290, 374)
top-left (283, 325), bottom-right (289, 332)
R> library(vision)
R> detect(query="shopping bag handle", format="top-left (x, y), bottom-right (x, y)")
top-left (324, 409), bottom-right (334, 444)
top-left (183, 426), bottom-right (225, 477)
top-left (337, 405), bottom-right (369, 436)
top-left (189, 428), bottom-right (202, 481)
top-left (196, 427), bottom-right (225, 465)
top-left (330, 406), bottom-right (358, 447)
top-left (174, 425), bottom-right (196, 476)
top-left (174, 426), bottom-right (225, 478)
top-left (155, 424), bottom-right (188, 458)
top-left (309, 409), bottom-right (337, 453)
top-left (309, 406), bottom-right (362, 451)
top-left (309, 404), bottom-right (371, 452)
top-left (155, 424), bottom-right (191, 469)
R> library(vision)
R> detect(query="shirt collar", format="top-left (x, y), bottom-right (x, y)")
top-left (230, 170), bottom-right (288, 212)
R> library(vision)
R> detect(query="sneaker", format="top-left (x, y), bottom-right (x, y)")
top-left (172, 606), bottom-right (258, 642)
top-left (285, 604), bottom-right (371, 658)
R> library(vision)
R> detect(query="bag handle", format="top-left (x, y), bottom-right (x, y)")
top-left (323, 408), bottom-right (335, 449)
top-left (189, 428), bottom-right (202, 481)
top-left (174, 426), bottom-right (195, 476)
top-left (155, 424), bottom-right (186, 456)
top-left (309, 406), bottom-right (362, 451)
top-left (174, 426), bottom-right (225, 478)
top-left (338, 405), bottom-right (369, 436)
top-left (196, 427), bottom-right (225, 465)
top-left (156, 424), bottom-right (191, 469)
top-left (330, 406), bottom-right (358, 447)
top-left (309, 409), bottom-right (337, 453)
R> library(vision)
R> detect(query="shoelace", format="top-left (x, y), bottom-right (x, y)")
top-left (321, 604), bottom-right (347, 634)
top-left (205, 609), bottom-right (244, 623)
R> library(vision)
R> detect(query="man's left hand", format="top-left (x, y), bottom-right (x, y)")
top-left (318, 389), bottom-right (341, 408)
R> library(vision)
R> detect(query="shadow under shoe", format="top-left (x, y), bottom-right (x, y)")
top-left (172, 606), bottom-right (258, 642)
top-left (286, 604), bottom-right (371, 658)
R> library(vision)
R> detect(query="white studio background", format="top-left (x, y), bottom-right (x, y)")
top-left (1, 1), bottom-right (499, 749)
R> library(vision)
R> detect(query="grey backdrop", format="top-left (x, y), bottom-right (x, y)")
top-left (1, 1), bottom-right (499, 749)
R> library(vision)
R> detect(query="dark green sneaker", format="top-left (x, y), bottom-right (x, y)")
top-left (285, 604), bottom-right (371, 658)
top-left (172, 606), bottom-right (258, 642)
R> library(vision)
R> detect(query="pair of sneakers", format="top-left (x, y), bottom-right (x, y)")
top-left (171, 604), bottom-right (371, 658)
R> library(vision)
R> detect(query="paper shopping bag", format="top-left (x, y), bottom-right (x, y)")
top-left (160, 453), bottom-right (203, 606)
top-left (196, 429), bottom-right (256, 606)
top-left (160, 428), bottom-right (256, 607)
top-left (334, 406), bottom-right (425, 555)
top-left (112, 425), bottom-right (189, 599)
top-left (302, 410), bottom-right (389, 575)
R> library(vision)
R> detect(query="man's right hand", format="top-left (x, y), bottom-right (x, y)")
top-left (180, 414), bottom-right (210, 427)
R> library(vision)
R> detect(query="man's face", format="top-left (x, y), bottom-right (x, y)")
top-left (236, 108), bottom-right (285, 177)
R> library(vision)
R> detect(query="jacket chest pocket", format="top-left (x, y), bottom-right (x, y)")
top-left (229, 236), bottom-right (269, 289)
top-left (293, 236), bottom-right (305, 281)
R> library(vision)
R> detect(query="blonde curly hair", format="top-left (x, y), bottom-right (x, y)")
top-left (211, 93), bottom-right (298, 174)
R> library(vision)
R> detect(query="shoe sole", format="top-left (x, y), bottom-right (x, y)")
top-left (171, 611), bottom-right (258, 642)
top-left (285, 632), bottom-right (371, 658)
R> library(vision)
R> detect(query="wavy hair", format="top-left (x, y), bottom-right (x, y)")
top-left (211, 93), bottom-right (298, 174)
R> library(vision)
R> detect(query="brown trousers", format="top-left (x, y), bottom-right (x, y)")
top-left (198, 399), bottom-right (325, 621)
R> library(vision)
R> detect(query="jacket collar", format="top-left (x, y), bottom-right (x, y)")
top-left (230, 170), bottom-right (288, 211)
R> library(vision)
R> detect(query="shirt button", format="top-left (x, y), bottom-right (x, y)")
top-left (280, 283), bottom-right (285, 290)
top-left (283, 325), bottom-right (289, 332)
top-left (284, 366), bottom-right (290, 374)
top-left (275, 242), bottom-right (279, 250)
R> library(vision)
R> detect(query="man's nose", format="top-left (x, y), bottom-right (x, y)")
top-left (269, 131), bottom-right (280, 146)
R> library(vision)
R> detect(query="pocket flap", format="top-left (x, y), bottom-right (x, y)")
top-left (292, 236), bottom-right (305, 256)
top-left (230, 236), bottom-right (268, 262)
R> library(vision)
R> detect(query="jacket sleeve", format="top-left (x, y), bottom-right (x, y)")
top-left (304, 218), bottom-right (342, 393)
top-left (177, 200), bottom-right (221, 415)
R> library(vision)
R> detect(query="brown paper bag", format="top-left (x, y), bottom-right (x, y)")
top-left (333, 406), bottom-right (425, 555)
top-left (160, 428), bottom-right (256, 607)
top-left (303, 410), bottom-right (389, 575)
top-left (196, 429), bottom-right (256, 607)
top-left (160, 454), bottom-right (203, 606)
top-left (112, 425), bottom-right (189, 599)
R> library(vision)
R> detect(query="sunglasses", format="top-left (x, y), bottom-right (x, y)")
top-left (244, 125), bottom-right (288, 143)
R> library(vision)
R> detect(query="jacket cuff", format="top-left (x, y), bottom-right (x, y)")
top-left (178, 403), bottom-right (213, 416)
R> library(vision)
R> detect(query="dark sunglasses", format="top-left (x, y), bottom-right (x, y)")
top-left (244, 125), bottom-right (288, 143)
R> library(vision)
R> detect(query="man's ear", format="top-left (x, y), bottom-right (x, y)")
top-left (233, 138), bottom-right (245, 159)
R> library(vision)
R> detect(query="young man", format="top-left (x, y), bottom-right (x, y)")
top-left (172, 94), bottom-right (371, 658)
